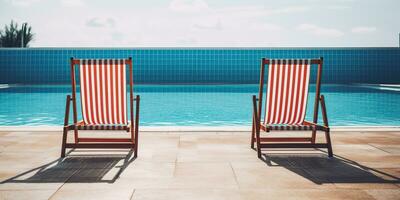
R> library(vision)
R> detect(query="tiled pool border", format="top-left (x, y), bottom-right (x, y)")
top-left (1, 47), bottom-right (400, 84)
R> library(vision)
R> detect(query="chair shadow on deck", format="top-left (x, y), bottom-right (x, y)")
top-left (261, 152), bottom-right (400, 185)
top-left (0, 150), bottom-right (136, 184)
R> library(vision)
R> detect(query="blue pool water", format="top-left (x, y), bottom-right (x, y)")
top-left (0, 84), bottom-right (399, 126)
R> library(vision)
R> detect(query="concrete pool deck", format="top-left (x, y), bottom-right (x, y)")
top-left (0, 129), bottom-right (399, 200)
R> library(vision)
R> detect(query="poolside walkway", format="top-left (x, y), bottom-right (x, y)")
top-left (0, 130), bottom-right (399, 200)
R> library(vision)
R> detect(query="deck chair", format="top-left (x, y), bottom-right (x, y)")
top-left (251, 57), bottom-right (333, 158)
top-left (61, 57), bottom-right (140, 158)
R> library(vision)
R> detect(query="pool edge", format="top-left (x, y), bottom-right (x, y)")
top-left (0, 126), bottom-right (399, 132)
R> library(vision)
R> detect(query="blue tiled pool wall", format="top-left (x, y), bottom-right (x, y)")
top-left (0, 48), bottom-right (399, 84)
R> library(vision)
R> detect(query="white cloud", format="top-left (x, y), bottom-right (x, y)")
top-left (194, 21), bottom-right (222, 31)
top-left (297, 24), bottom-right (344, 37)
top-left (268, 6), bottom-right (309, 15)
top-left (214, 5), bottom-right (309, 19)
top-left (4, 0), bottom-right (41, 6)
top-left (255, 23), bottom-right (282, 32)
top-left (169, 0), bottom-right (209, 12)
top-left (176, 38), bottom-right (197, 45)
top-left (351, 26), bottom-right (376, 34)
top-left (86, 17), bottom-right (116, 28)
top-left (307, 0), bottom-right (355, 2)
top-left (325, 5), bottom-right (351, 10)
top-left (60, 0), bottom-right (84, 7)
top-left (111, 31), bottom-right (124, 41)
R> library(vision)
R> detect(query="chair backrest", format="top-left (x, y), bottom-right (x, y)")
top-left (262, 59), bottom-right (315, 125)
top-left (70, 59), bottom-right (132, 125)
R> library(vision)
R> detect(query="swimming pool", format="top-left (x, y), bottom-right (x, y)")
top-left (0, 84), bottom-right (399, 126)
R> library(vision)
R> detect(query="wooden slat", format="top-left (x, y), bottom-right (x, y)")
top-left (259, 137), bottom-right (312, 142)
top-left (260, 143), bottom-right (328, 149)
top-left (78, 138), bottom-right (133, 143)
top-left (65, 143), bottom-right (134, 149)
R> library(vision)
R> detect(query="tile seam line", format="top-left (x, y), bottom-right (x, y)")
top-left (229, 162), bottom-right (240, 189)
top-left (129, 188), bottom-right (136, 200)
top-left (368, 143), bottom-right (392, 154)
top-left (172, 135), bottom-right (180, 177)
top-left (47, 166), bottom-right (81, 200)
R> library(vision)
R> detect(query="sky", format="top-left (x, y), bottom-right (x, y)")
top-left (0, 0), bottom-right (399, 47)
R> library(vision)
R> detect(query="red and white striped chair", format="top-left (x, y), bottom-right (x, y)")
top-left (251, 58), bottom-right (332, 158)
top-left (62, 57), bottom-right (140, 158)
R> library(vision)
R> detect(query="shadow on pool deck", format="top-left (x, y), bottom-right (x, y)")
top-left (261, 153), bottom-right (400, 185)
top-left (0, 150), bottom-right (136, 184)
top-left (3, 152), bottom-right (398, 186)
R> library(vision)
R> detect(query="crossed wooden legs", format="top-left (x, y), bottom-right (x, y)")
top-left (251, 95), bottom-right (333, 158)
top-left (61, 95), bottom-right (140, 158)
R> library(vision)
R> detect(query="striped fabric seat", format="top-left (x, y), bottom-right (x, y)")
top-left (264, 124), bottom-right (314, 131)
top-left (79, 59), bottom-right (127, 125)
top-left (74, 124), bottom-right (129, 130)
top-left (264, 59), bottom-right (311, 125)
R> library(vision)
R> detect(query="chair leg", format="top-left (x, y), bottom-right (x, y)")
top-left (61, 128), bottom-right (68, 158)
top-left (133, 95), bottom-right (140, 158)
top-left (62, 95), bottom-right (71, 158)
top-left (133, 129), bottom-right (138, 158)
top-left (325, 130), bottom-right (333, 157)
top-left (252, 95), bottom-right (262, 158)
top-left (251, 118), bottom-right (255, 149)
top-left (133, 145), bottom-right (138, 158)
top-left (311, 130), bottom-right (316, 143)
top-left (74, 129), bottom-right (79, 144)
top-left (132, 123), bottom-right (138, 158)
top-left (256, 129), bottom-right (262, 158)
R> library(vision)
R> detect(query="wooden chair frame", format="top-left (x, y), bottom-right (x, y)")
top-left (61, 57), bottom-right (140, 158)
top-left (251, 57), bottom-right (333, 158)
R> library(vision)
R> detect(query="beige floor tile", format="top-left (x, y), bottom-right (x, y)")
top-left (0, 183), bottom-right (64, 190)
top-left (177, 148), bottom-right (258, 162)
top-left (174, 162), bottom-right (234, 178)
top-left (132, 189), bottom-right (241, 200)
top-left (167, 176), bottom-right (239, 189)
top-left (0, 190), bottom-right (56, 200)
top-left (116, 176), bottom-right (175, 189)
top-left (357, 156), bottom-right (400, 168)
top-left (365, 189), bottom-right (400, 200)
top-left (50, 187), bottom-right (134, 200)
top-left (169, 162), bottom-right (239, 189)
top-left (121, 161), bottom-right (175, 178)
top-left (334, 183), bottom-right (399, 189)
top-left (231, 161), bottom-right (335, 189)
top-left (238, 189), bottom-right (375, 200)
top-left (370, 144), bottom-right (400, 154)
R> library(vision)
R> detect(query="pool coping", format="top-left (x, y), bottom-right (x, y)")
top-left (0, 126), bottom-right (399, 132)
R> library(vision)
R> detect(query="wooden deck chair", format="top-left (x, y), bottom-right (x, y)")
top-left (61, 57), bottom-right (140, 158)
top-left (251, 57), bottom-right (333, 158)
